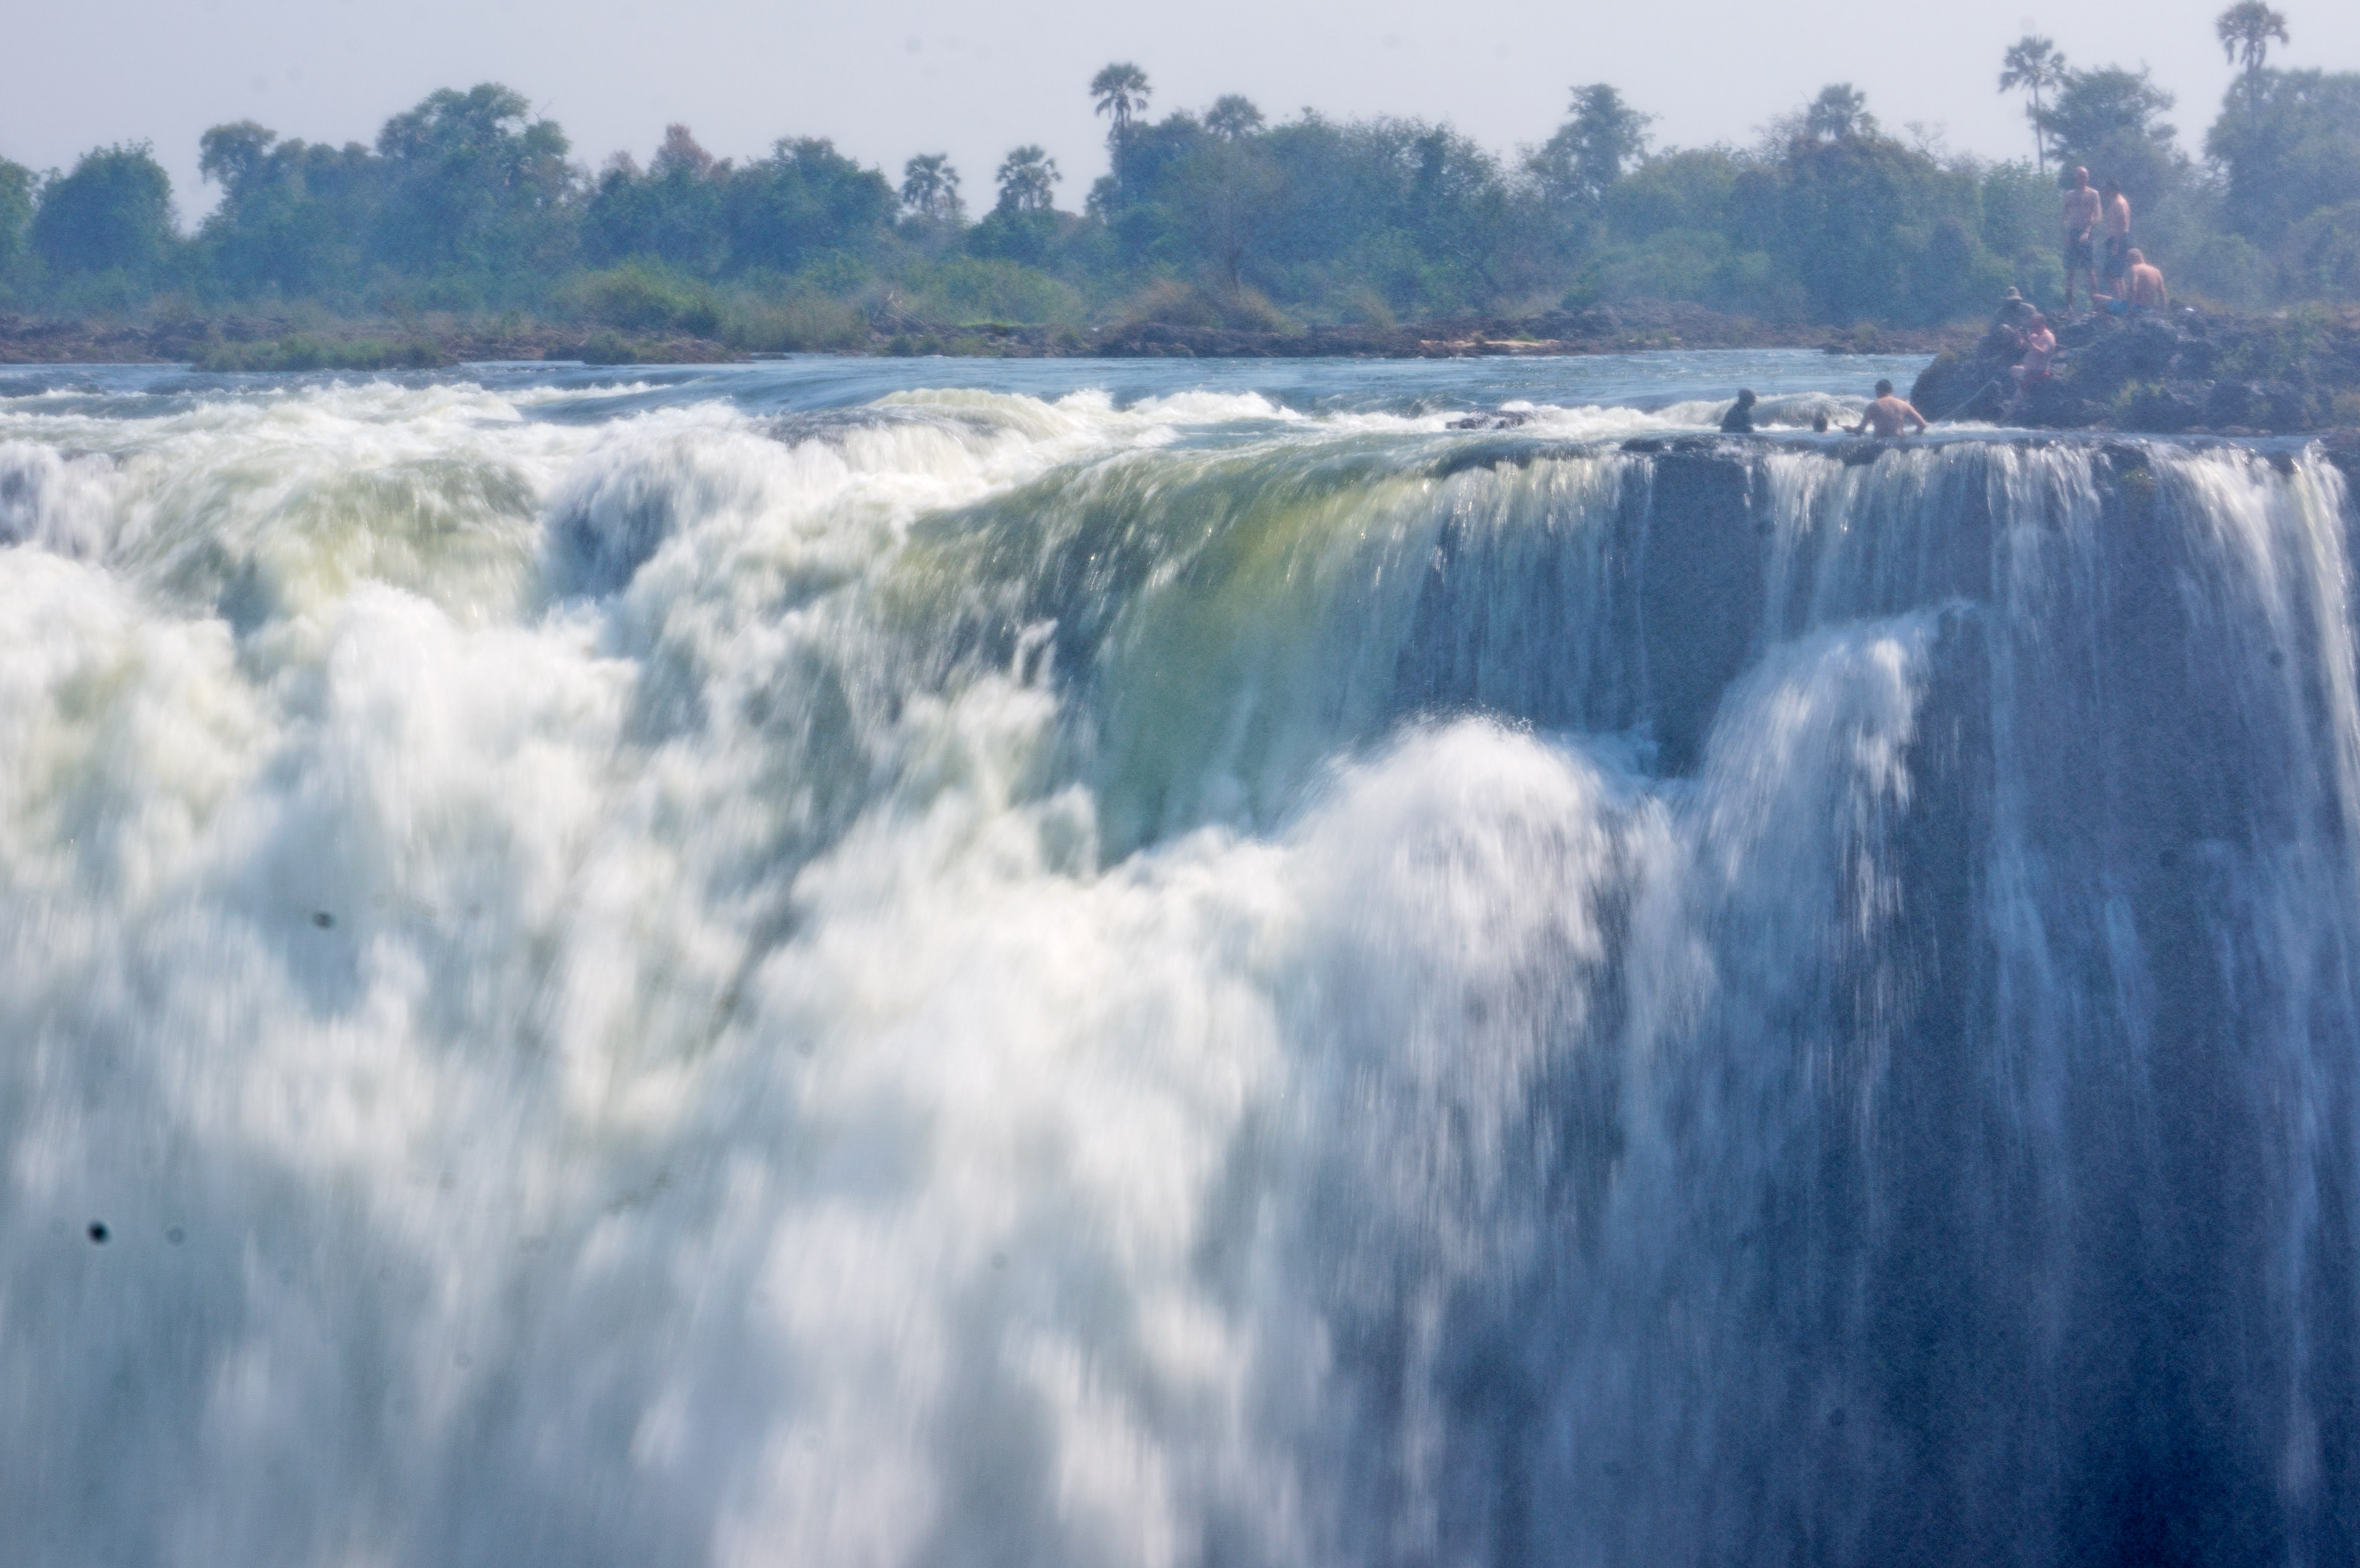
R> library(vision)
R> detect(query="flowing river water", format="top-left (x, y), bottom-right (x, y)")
top-left (3, 352), bottom-right (2355, 1566)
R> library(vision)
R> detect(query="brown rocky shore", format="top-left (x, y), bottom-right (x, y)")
top-left (0, 301), bottom-right (1962, 371)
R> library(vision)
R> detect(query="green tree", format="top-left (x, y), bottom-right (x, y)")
top-left (582, 126), bottom-right (730, 275)
top-left (1998, 36), bottom-right (2070, 174)
top-left (2217, 1), bottom-right (2291, 121)
top-left (30, 143), bottom-right (176, 288)
top-left (371, 84), bottom-right (576, 296)
top-left (1171, 137), bottom-right (1282, 288)
top-left (1205, 96), bottom-right (1265, 141)
top-left (197, 122), bottom-right (380, 298)
top-left (2205, 68), bottom-right (2360, 243)
top-left (0, 156), bottom-right (34, 295)
top-left (2285, 197), bottom-right (2360, 296)
top-left (899, 154), bottom-right (964, 222)
top-left (2038, 66), bottom-right (2186, 212)
top-left (1802, 84), bottom-right (1877, 143)
top-left (1776, 127), bottom-right (2002, 322)
top-left (995, 146), bottom-right (1061, 213)
top-left (1529, 84), bottom-right (1653, 208)
top-left (724, 138), bottom-right (895, 272)
top-left (1091, 63), bottom-right (1152, 138)
top-left (1242, 115), bottom-right (1523, 313)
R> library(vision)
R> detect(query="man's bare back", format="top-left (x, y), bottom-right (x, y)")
top-left (1850, 381), bottom-right (1929, 437)
top-left (2127, 256), bottom-right (2168, 308)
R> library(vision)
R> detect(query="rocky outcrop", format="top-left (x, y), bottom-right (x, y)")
top-left (1910, 306), bottom-right (2360, 434)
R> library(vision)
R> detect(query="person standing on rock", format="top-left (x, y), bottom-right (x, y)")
top-left (2101, 180), bottom-right (2133, 299)
top-left (2061, 168), bottom-right (2103, 317)
top-left (1850, 380), bottom-right (1929, 437)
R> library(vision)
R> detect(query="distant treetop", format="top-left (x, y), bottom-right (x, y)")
top-left (1091, 64), bottom-right (1152, 135)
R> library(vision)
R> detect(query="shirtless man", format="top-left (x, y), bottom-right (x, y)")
top-left (2101, 180), bottom-right (2133, 298)
top-left (2061, 167), bottom-right (2103, 316)
top-left (1850, 379), bottom-right (1929, 437)
top-left (2095, 252), bottom-right (2171, 314)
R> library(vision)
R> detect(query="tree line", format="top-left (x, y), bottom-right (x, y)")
top-left (0, 6), bottom-right (2352, 345)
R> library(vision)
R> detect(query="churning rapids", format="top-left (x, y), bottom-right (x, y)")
top-left (4, 351), bottom-right (2357, 1568)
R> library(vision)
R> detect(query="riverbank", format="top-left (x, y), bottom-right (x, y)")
top-left (0, 300), bottom-right (1966, 371)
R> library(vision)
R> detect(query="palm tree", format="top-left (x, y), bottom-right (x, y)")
top-left (2215, 2), bottom-right (2290, 122)
top-left (1999, 36), bottom-right (2070, 174)
top-left (1803, 84), bottom-right (1873, 142)
top-left (2217, 1), bottom-right (2289, 72)
top-left (995, 146), bottom-right (1061, 214)
top-left (1090, 63), bottom-right (1152, 139)
top-left (1205, 95), bottom-right (1265, 141)
top-left (899, 154), bottom-right (962, 222)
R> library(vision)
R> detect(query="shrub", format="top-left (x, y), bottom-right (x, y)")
top-left (2284, 201), bottom-right (2360, 300)
top-left (900, 258), bottom-right (1085, 325)
top-left (717, 292), bottom-right (870, 353)
top-left (558, 264), bottom-right (721, 334)
top-left (1118, 279), bottom-right (1291, 331)
top-left (2177, 232), bottom-right (2271, 305)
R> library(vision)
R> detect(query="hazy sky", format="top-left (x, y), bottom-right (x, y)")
top-left (10, 0), bottom-right (2357, 225)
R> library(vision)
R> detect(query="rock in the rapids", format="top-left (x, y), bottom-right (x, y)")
top-left (1910, 304), bottom-right (2360, 435)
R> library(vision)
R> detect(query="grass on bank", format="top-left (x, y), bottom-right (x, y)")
top-left (192, 334), bottom-right (450, 372)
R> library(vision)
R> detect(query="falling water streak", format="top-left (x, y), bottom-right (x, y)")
top-left (0, 369), bottom-right (2355, 1567)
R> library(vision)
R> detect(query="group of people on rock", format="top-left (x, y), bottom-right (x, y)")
top-left (2060, 166), bottom-right (2169, 318)
top-left (1710, 170), bottom-right (2180, 437)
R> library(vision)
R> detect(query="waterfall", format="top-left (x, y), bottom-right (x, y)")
top-left (3, 371), bottom-right (2355, 1566)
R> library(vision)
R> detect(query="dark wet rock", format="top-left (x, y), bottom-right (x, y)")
top-left (2320, 429), bottom-right (2360, 490)
top-left (2207, 380), bottom-right (2258, 427)
top-left (1446, 410), bottom-right (1535, 430)
top-left (1910, 305), bottom-right (2360, 435)
top-left (2122, 382), bottom-right (2207, 434)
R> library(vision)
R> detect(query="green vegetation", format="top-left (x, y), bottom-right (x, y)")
top-left (0, 3), bottom-right (2354, 352)
top-left (190, 334), bottom-right (448, 372)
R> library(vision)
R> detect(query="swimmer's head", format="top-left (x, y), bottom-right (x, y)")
top-left (1875, 379), bottom-right (1894, 396)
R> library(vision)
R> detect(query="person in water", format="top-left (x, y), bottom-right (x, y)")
top-left (1720, 388), bottom-right (1759, 433)
top-left (2101, 179), bottom-right (2133, 298)
top-left (1850, 379), bottom-right (1928, 437)
top-left (2061, 167), bottom-right (2103, 316)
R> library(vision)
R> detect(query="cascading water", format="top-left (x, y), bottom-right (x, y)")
top-left (2, 357), bottom-right (2355, 1567)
